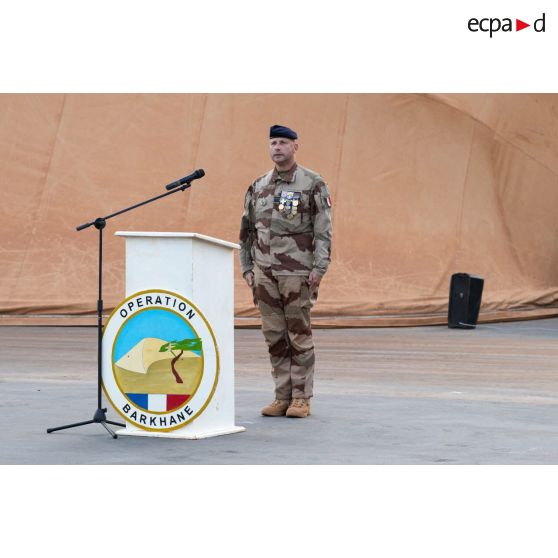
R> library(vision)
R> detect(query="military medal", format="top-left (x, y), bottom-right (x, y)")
top-left (278, 191), bottom-right (302, 219)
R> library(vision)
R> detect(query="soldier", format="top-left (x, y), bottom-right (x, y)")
top-left (239, 124), bottom-right (332, 418)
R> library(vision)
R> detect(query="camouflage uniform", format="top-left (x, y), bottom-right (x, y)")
top-left (239, 163), bottom-right (332, 400)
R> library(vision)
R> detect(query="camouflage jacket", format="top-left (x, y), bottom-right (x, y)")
top-left (239, 163), bottom-right (332, 277)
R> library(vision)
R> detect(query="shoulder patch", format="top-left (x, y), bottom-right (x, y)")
top-left (314, 180), bottom-right (330, 196)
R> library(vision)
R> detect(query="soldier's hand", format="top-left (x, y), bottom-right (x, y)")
top-left (244, 271), bottom-right (255, 288)
top-left (308, 270), bottom-right (322, 291)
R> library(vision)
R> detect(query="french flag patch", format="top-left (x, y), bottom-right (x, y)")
top-left (325, 195), bottom-right (332, 207)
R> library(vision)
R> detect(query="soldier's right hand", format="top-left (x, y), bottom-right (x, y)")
top-left (244, 271), bottom-right (255, 288)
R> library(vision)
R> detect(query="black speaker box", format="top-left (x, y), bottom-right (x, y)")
top-left (448, 273), bottom-right (484, 329)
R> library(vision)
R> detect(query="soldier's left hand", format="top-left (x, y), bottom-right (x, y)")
top-left (308, 270), bottom-right (322, 291)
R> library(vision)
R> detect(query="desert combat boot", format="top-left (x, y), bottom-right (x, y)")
top-left (286, 398), bottom-right (311, 418)
top-left (261, 399), bottom-right (291, 417)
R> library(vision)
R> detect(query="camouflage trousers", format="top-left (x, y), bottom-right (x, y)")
top-left (253, 266), bottom-right (316, 400)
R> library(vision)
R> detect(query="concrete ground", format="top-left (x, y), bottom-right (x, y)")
top-left (1, 319), bottom-right (557, 464)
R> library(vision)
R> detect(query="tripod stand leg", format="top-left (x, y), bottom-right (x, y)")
top-left (47, 410), bottom-right (124, 435)
top-left (100, 421), bottom-right (118, 439)
top-left (47, 420), bottom-right (95, 433)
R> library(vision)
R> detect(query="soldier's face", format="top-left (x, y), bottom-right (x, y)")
top-left (269, 138), bottom-right (298, 165)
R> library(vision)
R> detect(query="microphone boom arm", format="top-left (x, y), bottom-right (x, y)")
top-left (76, 180), bottom-right (193, 232)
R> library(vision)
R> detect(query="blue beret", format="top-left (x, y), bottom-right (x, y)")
top-left (270, 124), bottom-right (298, 140)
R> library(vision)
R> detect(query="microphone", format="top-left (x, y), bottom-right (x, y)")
top-left (165, 169), bottom-right (205, 190)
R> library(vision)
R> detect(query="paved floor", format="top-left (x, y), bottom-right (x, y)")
top-left (1, 320), bottom-right (557, 464)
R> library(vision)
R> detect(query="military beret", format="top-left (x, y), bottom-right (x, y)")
top-left (269, 124), bottom-right (298, 140)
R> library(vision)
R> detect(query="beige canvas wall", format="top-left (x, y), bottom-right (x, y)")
top-left (1, 93), bottom-right (557, 326)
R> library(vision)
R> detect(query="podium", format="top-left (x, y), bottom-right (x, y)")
top-left (105, 231), bottom-right (245, 439)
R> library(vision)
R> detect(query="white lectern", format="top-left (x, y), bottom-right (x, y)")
top-left (113, 231), bottom-right (245, 439)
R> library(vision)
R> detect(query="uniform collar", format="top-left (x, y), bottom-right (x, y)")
top-left (271, 162), bottom-right (298, 184)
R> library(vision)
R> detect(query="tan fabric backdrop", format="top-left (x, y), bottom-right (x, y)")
top-left (1, 94), bottom-right (558, 326)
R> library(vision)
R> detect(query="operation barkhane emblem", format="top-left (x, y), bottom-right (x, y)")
top-left (102, 289), bottom-right (219, 432)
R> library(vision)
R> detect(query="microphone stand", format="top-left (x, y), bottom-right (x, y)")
top-left (47, 181), bottom-right (195, 438)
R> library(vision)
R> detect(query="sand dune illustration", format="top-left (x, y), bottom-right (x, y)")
top-left (114, 337), bottom-right (202, 394)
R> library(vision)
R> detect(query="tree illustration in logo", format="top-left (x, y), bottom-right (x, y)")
top-left (159, 338), bottom-right (202, 384)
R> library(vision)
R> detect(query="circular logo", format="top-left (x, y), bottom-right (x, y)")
top-left (102, 289), bottom-right (219, 432)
